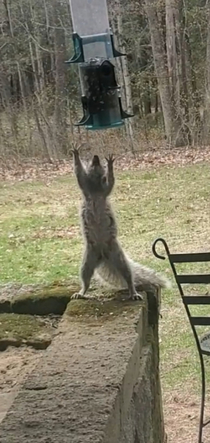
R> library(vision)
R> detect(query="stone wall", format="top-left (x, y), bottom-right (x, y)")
top-left (0, 292), bottom-right (165, 443)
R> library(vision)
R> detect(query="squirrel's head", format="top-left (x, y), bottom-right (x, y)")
top-left (91, 155), bottom-right (101, 167)
top-left (86, 155), bottom-right (107, 194)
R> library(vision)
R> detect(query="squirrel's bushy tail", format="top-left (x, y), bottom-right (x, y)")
top-left (95, 254), bottom-right (170, 292)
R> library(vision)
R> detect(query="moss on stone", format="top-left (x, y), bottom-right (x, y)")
top-left (10, 284), bottom-right (79, 315)
top-left (15, 284), bottom-right (79, 300)
top-left (0, 313), bottom-right (53, 351)
top-left (0, 282), bottom-right (146, 320)
top-left (65, 298), bottom-right (143, 321)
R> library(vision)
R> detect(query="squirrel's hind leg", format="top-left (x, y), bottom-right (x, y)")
top-left (71, 247), bottom-right (100, 300)
top-left (109, 243), bottom-right (144, 301)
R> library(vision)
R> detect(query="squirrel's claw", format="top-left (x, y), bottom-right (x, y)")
top-left (105, 154), bottom-right (115, 164)
top-left (71, 292), bottom-right (97, 301)
top-left (71, 292), bottom-right (85, 300)
top-left (71, 144), bottom-right (82, 156)
top-left (130, 292), bottom-right (144, 301)
top-left (71, 148), bottom-right (79, 155)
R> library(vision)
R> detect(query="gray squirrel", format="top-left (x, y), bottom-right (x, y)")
top-left (71, 147), bottom-right (169, 300)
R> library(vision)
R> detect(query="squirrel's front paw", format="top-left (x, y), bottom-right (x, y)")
top-left (105, 154), bottom-right (115, 166)
top-left (71, 148), bottom-right (80, 158)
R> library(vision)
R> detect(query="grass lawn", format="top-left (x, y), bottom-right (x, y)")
top-left (0, 162), bottom-right (210, 399)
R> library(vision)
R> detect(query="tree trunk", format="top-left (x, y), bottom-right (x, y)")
top-left (110, 0), bottom-right (135, 152)
top-left (166, 0), bottom-right (191, 144)
top-left (144, 0), bottom-right (182, 146)
top-left (166, 0), bottom-right (180, 109)
top-left (144, 79), bottom-right (152, 115)
top-left (117, 15), bottom-right (135, 151)
top-left (202, 4), bottom-right (210, 144)
top-left (184, 30), bottom-right (201, 145)
top-left (3, 0), bottom-right (14, 37)
top-left (52, 1), bottom-right (68, 155)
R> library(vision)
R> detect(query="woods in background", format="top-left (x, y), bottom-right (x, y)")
top-left (0, 0), bottom-right (209, 159)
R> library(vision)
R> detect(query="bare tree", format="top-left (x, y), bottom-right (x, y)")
top-left (52, 0), bottom-right (68, 155)
top-left (1, 0), bottom-right (210, 159)
top-left (110, 0), bottom-right (135, 151)
top-left (202, 3), bottom-right (210, 143)
top-left (144, 0), bottom-right (184, 146)
top-left (166, 0), bottom-right (191, 144)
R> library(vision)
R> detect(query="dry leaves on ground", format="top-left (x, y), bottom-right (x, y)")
top-left (0, 146), bottom-right (210, 182)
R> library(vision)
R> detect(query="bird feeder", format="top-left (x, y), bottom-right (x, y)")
top-left (66, 0), bottom-right (133, 130)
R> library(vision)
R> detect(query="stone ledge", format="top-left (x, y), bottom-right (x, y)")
top-left (0, 297), bottom-right (164, 443)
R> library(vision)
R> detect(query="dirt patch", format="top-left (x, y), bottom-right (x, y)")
top-left (163, 388), bottom-right (210, 442)
top-left (0, 346), bottom-right (43, 423)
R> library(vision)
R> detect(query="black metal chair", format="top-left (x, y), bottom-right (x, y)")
top-left (152, 237), bottom-right (210, 443)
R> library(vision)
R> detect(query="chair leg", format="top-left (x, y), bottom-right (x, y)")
top-left (198, 353), bottom-right (205, 443)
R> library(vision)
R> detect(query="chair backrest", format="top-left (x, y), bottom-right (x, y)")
top-left (152, 238), bottom-right (210, 353)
